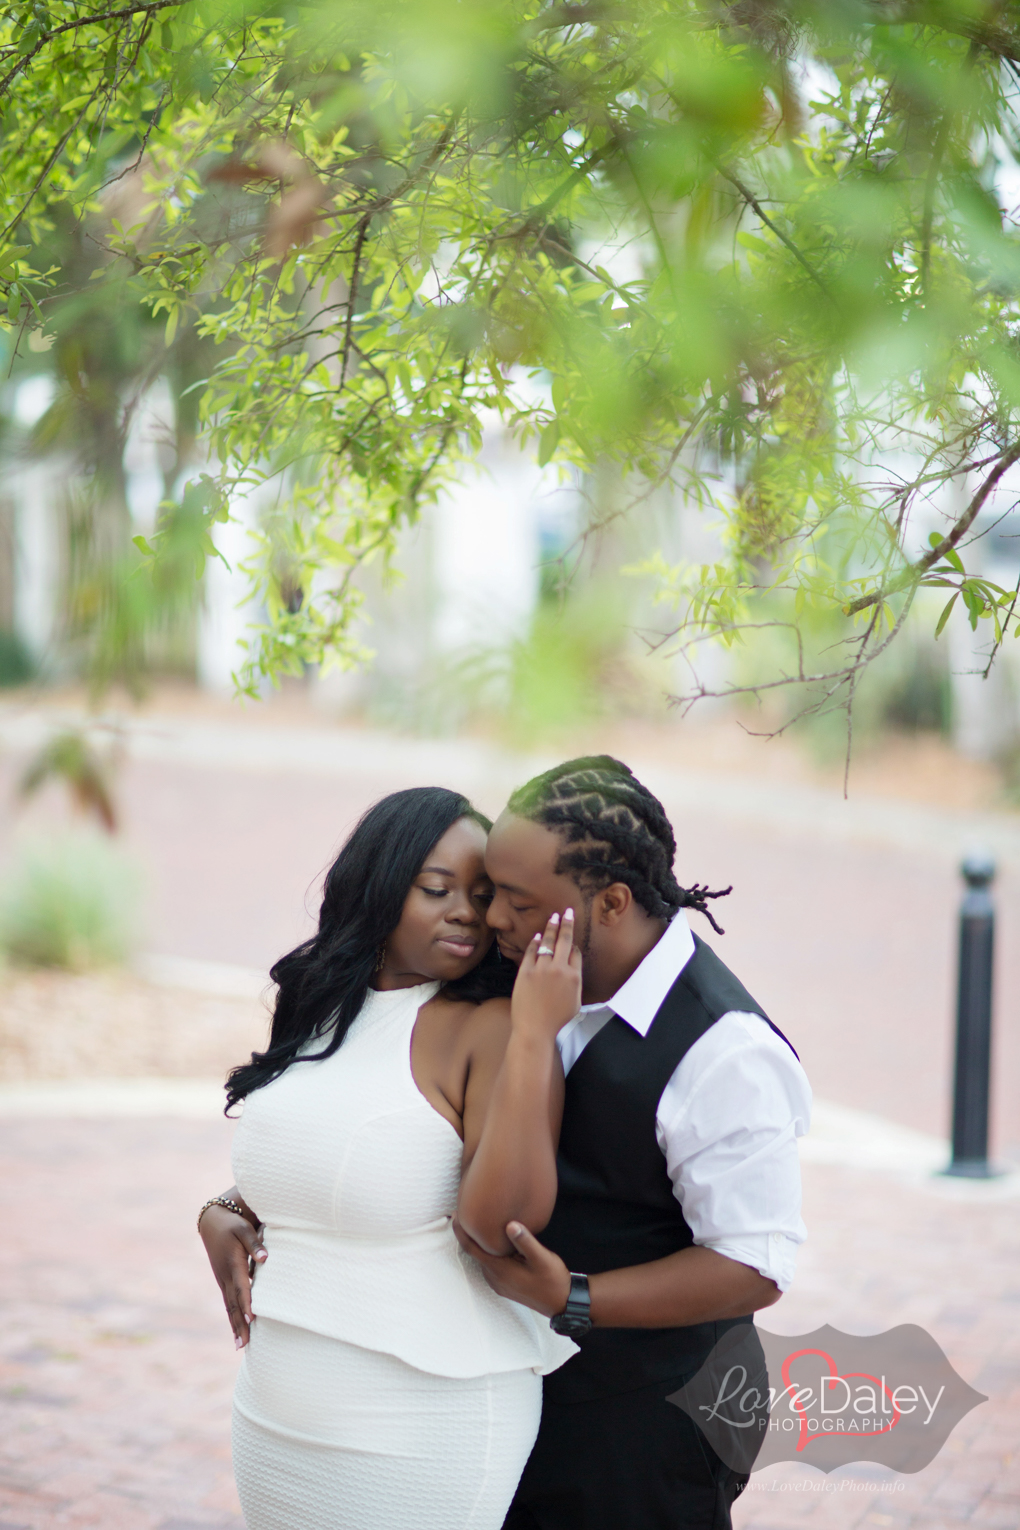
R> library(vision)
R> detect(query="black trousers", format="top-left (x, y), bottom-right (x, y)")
top-left (503, 1376), bottom-right (750, 1530)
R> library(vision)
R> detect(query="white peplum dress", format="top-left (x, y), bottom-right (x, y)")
top-left (230, 980), bottom-right (576, 1530)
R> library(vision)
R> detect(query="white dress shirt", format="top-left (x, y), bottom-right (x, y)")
top-left (555, 912), bottom-right (811, 1291)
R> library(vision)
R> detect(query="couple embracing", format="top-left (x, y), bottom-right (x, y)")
top-left (199, 755), bottom-right (810, 1530)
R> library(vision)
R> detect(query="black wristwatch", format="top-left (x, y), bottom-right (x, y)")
top-left (550, 1273), bottom-right (593, 1338)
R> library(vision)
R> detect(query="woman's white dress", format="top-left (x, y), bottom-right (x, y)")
top-left (231, 980), bottom-right (576, 1530)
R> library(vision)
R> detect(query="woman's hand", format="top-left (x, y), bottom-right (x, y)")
top-left (199, 1203), bottom-right (267, 1349)
top-left (510, 908), bottom-right (582, 1039)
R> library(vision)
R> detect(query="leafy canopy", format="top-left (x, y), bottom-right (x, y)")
top-left (3, 0), bottom-right (1020, 724)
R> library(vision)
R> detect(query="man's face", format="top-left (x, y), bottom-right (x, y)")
top-left (484, 811), bottom-right (584, 962)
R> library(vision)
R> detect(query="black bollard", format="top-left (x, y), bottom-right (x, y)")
top-left (945, 853), bottom-right (999, 1178)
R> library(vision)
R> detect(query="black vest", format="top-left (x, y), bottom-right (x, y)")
top-left (541, 934), bottom-right (795, 1404)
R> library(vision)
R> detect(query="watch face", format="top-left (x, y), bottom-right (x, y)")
top-left (551, 1313), bottom-right (591, 1338)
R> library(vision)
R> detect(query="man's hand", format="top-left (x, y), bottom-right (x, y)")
top-left (455, 1220), bottom-right (782, 1330)
top-left (454, 1217), bottom-right (572, 1318)
top-left (199, 1204), bottom-right (267, 1349)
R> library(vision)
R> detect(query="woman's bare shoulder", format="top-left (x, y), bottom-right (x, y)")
top-left (420, 991), bottom-right (508, 1033)
top-left (462, 996), bottom-right (512, 1053)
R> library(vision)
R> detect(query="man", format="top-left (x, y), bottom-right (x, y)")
top-left (455, 755), bottom-right (811, 1530)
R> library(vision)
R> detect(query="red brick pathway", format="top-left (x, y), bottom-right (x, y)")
top-left (734, 1163), bottom-right (1020, 1530)
top-left (2, 1116), bottom-right (1017, 1530)
top-left (1, 1117), bottom-right (242, 1530)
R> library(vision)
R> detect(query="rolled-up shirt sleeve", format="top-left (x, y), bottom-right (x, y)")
top-left (654, 1012), bottom-right (811, 1291)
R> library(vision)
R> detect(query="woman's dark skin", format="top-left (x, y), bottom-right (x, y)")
top-left (200, 816), bottom-right (580, 1347)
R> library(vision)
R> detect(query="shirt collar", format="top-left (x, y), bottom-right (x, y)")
top-left (578, 910), bottom-right (696, 1038)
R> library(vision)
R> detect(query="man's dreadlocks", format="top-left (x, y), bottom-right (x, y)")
top-left (507, 755), bottom-right (732, 935)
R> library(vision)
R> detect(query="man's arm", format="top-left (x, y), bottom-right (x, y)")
top-left (454, 1010), bottom-right (809, 1325)
top-left (589, 1244), bottom-right (781, 1325)
top-left (453, 1219), bottom-right (781, 1324)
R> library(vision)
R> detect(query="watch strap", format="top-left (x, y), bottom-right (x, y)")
top-left (550, 1271), bottom-right (592, 1336)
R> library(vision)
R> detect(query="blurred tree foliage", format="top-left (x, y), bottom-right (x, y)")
top-left (2, 0), bottom-right (1020, 730)
top-left (17, 196), bottom-right (216, 694)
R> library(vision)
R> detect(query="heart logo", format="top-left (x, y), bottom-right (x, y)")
top-left (781, 1348), bottom-right (902, 1453)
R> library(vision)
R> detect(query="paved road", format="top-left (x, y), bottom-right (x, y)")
top-left (0, 709), bottom-right (1014, 1154)
top-left (1, 1115), bottom-right (1016, 1530)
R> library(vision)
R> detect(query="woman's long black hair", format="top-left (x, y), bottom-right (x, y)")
top-left (225, 787), bottom-right (512, 1112)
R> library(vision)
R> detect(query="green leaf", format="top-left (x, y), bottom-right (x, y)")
top-left (164, 306), bottom-right (179, 347)
top-left (7, 285), bottom-right (20, 321)
top-left (0, 245), bottom-right (31, 277)
top-left (961, 583), bottom-right (984, 630)
top-left (736, 231), bottom-right (770, 255)
top-left (934, 593), bottom-right (958, 638)
top-left (537, 419), bottom-right (560, 467)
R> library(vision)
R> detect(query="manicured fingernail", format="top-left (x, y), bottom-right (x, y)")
top-left (532, 932), bottom-right (541, 942)
top-left (255, 1249), bottom-right (267, 1260)
top-left (235, 1335), bottom-right (244, 1350)
top-left (507, 1222), bottom-right (523, 1238)
top-left (565, 907), bottom-right (574, 920)
top-left (550, 913), bottom-right (560, 925)
top-left (244, 1313), bottom-right (251, 1324)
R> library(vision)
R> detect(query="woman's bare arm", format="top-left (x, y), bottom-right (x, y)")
top-left (456, 912), bottom-right (581, 1255)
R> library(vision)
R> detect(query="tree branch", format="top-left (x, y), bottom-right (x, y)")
top-left (845, 439), bottom-right (1020, 614)
top-left (896, 1), bottom-right (1020, 65)
top-left (981, 566), bottom-right (1020, 679)
top-left (716, 165), bottom-right (834, 301)
top-left (919, 111), bottom-right (951, 293)
top-left (339, 215), bottom-right (369, 393)
top-left (0, 0), bottom-right (182, 101)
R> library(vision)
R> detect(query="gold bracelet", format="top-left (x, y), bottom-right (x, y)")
top-left (197, 1195), bottom-right (248, 1233)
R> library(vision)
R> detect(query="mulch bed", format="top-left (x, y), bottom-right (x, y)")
top-left (0, 967), bottom-right (270, 1082)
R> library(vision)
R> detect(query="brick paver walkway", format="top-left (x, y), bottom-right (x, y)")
top-left (2, 1114), bottom-right (1017, 1530)
top-left (1, 1117), bottom-right (243, 1530)
top-left (733, 1163), bottom-right (1020, 1529)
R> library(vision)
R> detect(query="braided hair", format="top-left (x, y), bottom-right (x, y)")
top-left (506, 755), bottom-right (732, 935)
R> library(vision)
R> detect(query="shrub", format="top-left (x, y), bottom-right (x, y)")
top-left (0, 630), bottom-right (33, 687)
top-left (0, 832), bottom-right (143, 970)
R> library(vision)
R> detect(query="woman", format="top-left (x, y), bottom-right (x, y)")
top-left (198, 786), bottom-right (581, 1530)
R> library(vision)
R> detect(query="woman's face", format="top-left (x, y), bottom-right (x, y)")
top-left (376, 817), bottom-right (496, 989)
